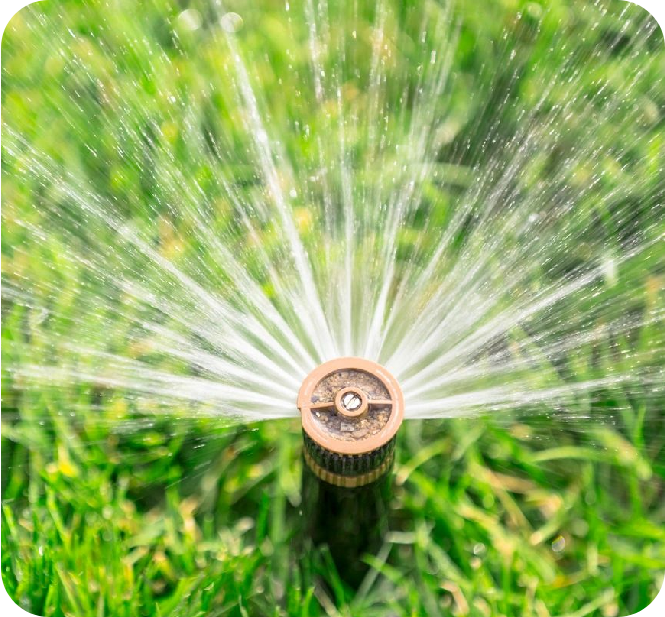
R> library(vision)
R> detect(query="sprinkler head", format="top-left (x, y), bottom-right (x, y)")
top-left (298, 357), bottom-right (404, 486)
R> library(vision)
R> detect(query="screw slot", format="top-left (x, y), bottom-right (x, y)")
top-left (335, 387), bottom-right (368, 418)
top-left (342, 392), bottom-right (362, 410)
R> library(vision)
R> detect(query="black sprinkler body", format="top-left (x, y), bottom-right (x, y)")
top-left (297, 357), bottom-right (404, 587)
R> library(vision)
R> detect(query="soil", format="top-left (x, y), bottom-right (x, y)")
top-left (309, 369), bottom-right (393, 442)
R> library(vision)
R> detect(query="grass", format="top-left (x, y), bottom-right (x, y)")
top-left (2, 0), bottom-right (665, 615)
top-left (2, 407), bottom-right (664, 616)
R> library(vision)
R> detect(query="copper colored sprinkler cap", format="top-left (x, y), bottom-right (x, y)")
top-left (298, 357), bottom-right (404, 456)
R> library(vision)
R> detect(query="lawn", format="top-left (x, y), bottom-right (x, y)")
top-left (2, 0), bottom-right (664, 616)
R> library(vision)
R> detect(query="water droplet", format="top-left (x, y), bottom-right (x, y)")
top-left (552, 535), bottom-right (566, 552)
top-left (220, 12), bottom-right (243, 33)
top-left (177, 9), bottom-right (201, 32)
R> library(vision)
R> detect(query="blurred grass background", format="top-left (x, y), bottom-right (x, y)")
top-left (2, 0), bottom-right (664, 615)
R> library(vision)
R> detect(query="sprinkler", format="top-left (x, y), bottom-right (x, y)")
top-left (298, 357), bottom-right (404, 587)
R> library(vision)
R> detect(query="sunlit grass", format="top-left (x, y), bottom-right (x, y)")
top-left (2, 0), bottom-right (664, 615)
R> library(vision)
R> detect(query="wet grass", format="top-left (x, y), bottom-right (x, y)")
top-left (2, 401), bottom-right (664, 616)
top-left (2, 314), bottom-right (664, 614)
top-left (2, 0), bottom-right (665, 615)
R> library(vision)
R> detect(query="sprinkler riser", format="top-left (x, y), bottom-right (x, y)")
top-left (300, 448), bottom-right (393, 588)
top-left (302, 431), bottom-right (395, 486)
top-left (297, 357), bottom-right (403, 587)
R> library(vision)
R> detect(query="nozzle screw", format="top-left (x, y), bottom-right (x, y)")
top-left (342, 392), bottom-right (362, 411)
top-left (335, 387), bottom-right (368, 418)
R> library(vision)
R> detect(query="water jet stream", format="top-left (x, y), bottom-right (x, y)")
top-left (2, 0), bottom-right (663, 430)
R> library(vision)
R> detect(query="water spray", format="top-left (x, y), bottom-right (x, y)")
top-left (298, 357), bottom-right (404, 586)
